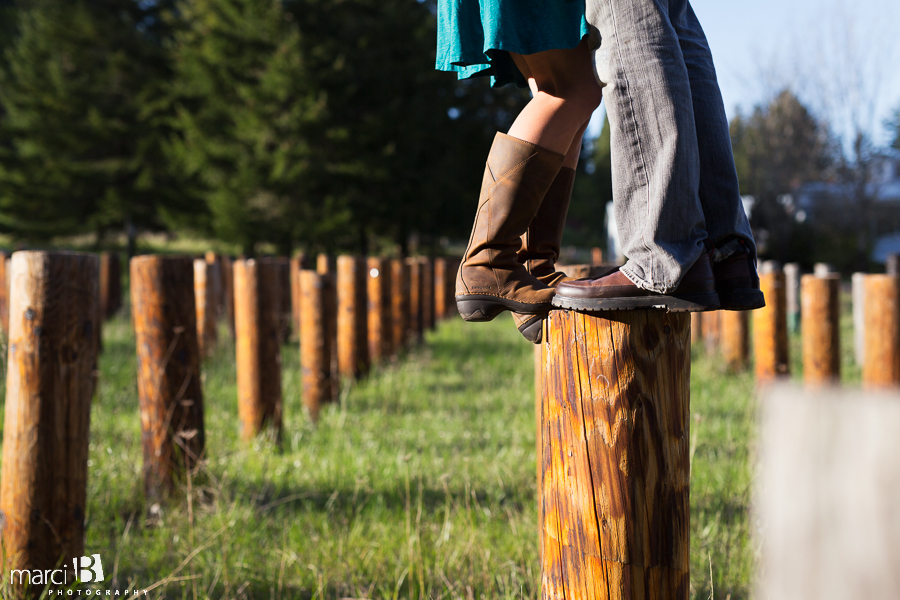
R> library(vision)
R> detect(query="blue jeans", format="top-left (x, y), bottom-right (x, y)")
top-left (585, 0), bottom-right (755, 293)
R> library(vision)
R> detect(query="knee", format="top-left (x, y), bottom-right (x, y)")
top-left (534, 77), bottom-right (603, 123)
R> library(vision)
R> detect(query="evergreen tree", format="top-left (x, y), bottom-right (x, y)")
top-left (0, 0), bottom-right (191, 249)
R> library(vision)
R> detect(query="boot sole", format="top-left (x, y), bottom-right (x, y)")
top-left (456, 295), bottom-right (552, 322)
top-left (551, 292), bottom-right (720, 313)
top-left (717, 289), bottom-right (766, 311)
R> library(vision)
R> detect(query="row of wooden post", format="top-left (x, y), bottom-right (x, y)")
top-left (0, 250), bottom-right (458, 582)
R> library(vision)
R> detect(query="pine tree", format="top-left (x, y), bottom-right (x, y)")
top-left (0, 0), bottom-right (191, 248)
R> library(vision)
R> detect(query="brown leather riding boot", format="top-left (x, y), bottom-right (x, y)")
top-left (455, 133), bottom-right (565, 322)
top-left (510, 166), bottom-right (576, 343)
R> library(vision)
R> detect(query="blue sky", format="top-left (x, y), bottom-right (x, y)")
top-left (590, 0), bottom-right (900, 148)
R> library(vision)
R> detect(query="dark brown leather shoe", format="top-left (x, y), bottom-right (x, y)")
top-left (551, 252), bottom-right (720, 312)
top-left (713, 239), bottom-right (766, 310)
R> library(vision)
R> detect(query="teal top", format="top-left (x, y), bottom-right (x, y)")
top-left (435, 1), bottom-right (589, 88)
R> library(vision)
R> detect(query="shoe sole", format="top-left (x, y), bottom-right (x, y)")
top-left (456, 295), bottom-right (552, 322)
top-left (551, 292), bottom-right (720, 313)
top-left (717, 289), bottom-right (766, 311)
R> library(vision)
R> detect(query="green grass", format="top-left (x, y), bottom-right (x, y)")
top-left (0, 300), bottom-right (862, 600)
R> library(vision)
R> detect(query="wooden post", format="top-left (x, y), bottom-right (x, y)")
top-left (99, 251), bottom-right (122, 319)
top-left (259, 257), bottom-right (291, 343)
top-left (0, 252), bottom-right (9, 336)
top-left (433, 258), bottom-right (448, 322)
top-left (784, 263), bottom-right (801, 334)
top-left (801, 274), bottom-right (841, 386)
top-left (391, 258), bottom-right (410, 353)
top-left (535, 343), bottom-right (544, 555)
top-left (754, 267), bottom-right (790, 381)
top-left (130, 256), bottom-right (205, 501)
top-left (407, 258), bottom-right (424, 343)
top-left (290, 254), bottom-right (307, 340)
top-left (316, 254), bottom-right (337, 389)
top-left (194, 258), bottom-right (218, 357)
top-left (541, 309), bottom-right (690, 599)
top-left (690, 312), bottom-right (702, 346)
top-left (301, 270), bottom-right (335, 421)
top-left (720, 310), bottom-right (750, 372)
top-left (591, 247), bottom-right (603, 266)
top-left (367, 258), bottom-right (392, 363)
top-left (701, 310), bottom-right (720, 355)
top-left (0, 252), bottom-right (99, 576)
top-left (234, 259), bottom-right (283, 440)
top-left (852, 272), bottom-right (866, 367)
top-left (316, 253), bottom-right (332, 276)
top-left (421, 257), bottom-right (435, 331)
top-left (337, 255), bottom-right (369, 379)
top-left (862, 274), bottom-right (900, 389)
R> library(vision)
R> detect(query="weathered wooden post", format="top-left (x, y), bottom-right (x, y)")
top-left (407, 258), bottom-right (424, 343)
top-left (391, 258), bottom-right (410, 353)
top-left (541, 309), bottom-right (690, 598)
top-left (0, 252), bottom-right (100, 576)
top-left (701, 310), bottom-right (720, 355)
top-left (863, 274), bottom-right (900, 389)
top-left (852, 272), bottom-right (866, 367)
top-left (784, 262), bottom-right (801, 334)
top-left (690, 312), bottom-right (702, 345)
top-left (130, 256), bottom-right (205, 501)
top-left (220, 255), bottom-right (236, 338)
top-left (754, 264), bottom-right (790, 381)
top-left (0, 252), bottom-right (9, 336)
top-left (234, 259), bottom-right (283, 440)
top-left (801, 274), bottom-right (840, 386)
top-left (99, 251), bottom-right (122, 319)
top-left (290, 254), bottom-right (307, 340)
top-left (421, 257), bottom-right (435, 331)
top-left (194, 257), bottom-right (218, 357)
top-left (720, 310), bottom-right (750, 372)
top-left (367, 258), bottom-right (392, 363)
top-left (337, 255), bottom-right (369, 379)
top-left (301, 270), bottom-right (335, 421)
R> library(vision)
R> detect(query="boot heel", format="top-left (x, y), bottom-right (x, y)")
top-left (456, 298), bottom-right (507, 322)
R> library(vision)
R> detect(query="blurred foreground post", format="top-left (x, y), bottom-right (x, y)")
top-left (754, 265), bottom-right (790, 381)
top-left (301, 270), bottom-right (335, 421)
top-left (0, 252), bottom-right (99, 575)
top-left (367, 257), bottom-right (392, 362)
top-left (756, 385), bottom-right (900, 600)
top-left (720, 310), bottom-right (750, 372)
top-left (337, 256), bottom-right (369, 379)
top-left (99, 251), bottom-right (122, 319)
top-left (801, 274), bottom-right (840, 386)
top-left (0, 252), bottom-right (9, 336)
top-left (130, 256), bottom-right (205, 501)
top-left (863, 274), bottom-right (900, 389)
top-left (234, 259), bottom-right (283, 441)
top-left (194, 258), bottom-right (218, 357)
top-left (541, 309), bottom-right (689, 599)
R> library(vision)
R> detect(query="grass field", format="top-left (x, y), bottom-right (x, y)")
top-left (0, 299), bottom-right (861, 599)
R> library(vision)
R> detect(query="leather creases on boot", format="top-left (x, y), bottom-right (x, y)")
top-left (456, 133), bottom-right (565, 322)
top-left (511, 166), bottom-right (576, 343)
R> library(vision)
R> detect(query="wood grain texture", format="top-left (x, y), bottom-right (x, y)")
top-left (301, 270), bottom-right (334, 422)
top-left (754, 271), bottom-right (790, 381)
top-left (131, 255), bottom-right (206, 502)
top-left (391, 259), bottom-right (410, 353)
top-left (367, 258), bottom-right (392, 362)
top-left (801, 275), bottom-right (840, 386)
top-left (862, 275), bottom-right (900, 389)
top-left (0, 252), bottom-right (100, 574)
top-left (193, 258), bottom-right (218, 357)
top-left (337, 256), bottom-right (369, 379)
top-left (720, 310), bottom-right (750, 372)
top-left (407, 258), bottom-right (423, 344)
top-left (99, 251), bottom-right (122, 319)
top-left (234, 260), bottom-right (283, 441)
top-left (541, 309), bottom-right (690, 600)
top-left (0, 253), bottom-right (9, 336)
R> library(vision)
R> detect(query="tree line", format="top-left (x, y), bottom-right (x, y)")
top-left (0, 0), bottom-right (530, 256)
